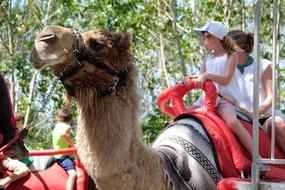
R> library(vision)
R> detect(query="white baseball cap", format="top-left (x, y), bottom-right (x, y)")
top-left (194, 21), bottom-right (228, 40)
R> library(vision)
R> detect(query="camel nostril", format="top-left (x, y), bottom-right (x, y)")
top-left (38, 33), bottom-right (56, 42)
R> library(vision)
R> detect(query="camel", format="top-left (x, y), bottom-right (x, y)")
top-left (29, 26), bottom-right (221, 190)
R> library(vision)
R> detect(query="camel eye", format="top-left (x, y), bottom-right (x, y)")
top-left (89, 39), bottom-right (105, 52)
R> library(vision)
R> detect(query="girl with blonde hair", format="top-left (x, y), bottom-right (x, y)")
top-left (184, 21), bottom-right (255, 158)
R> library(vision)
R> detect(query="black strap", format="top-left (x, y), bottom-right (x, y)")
top-left (97, 67), bottom-right (129, 97)
top-left (58, 46), bottom-right (130, 97)
top-left (60, 63), bottom-right (129, 97)
top-left (58, 60), bottom-right (84, 82)
top-left (76, 51), bottom-right (118, 76)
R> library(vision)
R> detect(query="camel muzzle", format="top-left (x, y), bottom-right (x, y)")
top-left (29, 47), bottom-right (46, 70)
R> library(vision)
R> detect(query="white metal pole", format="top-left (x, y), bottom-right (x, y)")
top-left (251, 1), bottom-right (262, 189)
top-left (271, 0), bottom-right (277, 159)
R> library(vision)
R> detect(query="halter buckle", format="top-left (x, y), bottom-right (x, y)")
top-left (77, 60), bottom-right (83, 67)
top-left (109, 77), bottom-right (119, 95)
top-left (72, 49), bottom-right (79, 56)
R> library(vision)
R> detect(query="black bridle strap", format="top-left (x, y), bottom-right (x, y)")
top-left (61, 66), bottom-right (129, 97)
top-left (97, 67), bottom-right (129, 97)
top-left (58, 30), bottom-right (130, 97)
top-left (75, 51), bottom-right (119, 76)
top-left (58, 60), bottom-right (84, 81)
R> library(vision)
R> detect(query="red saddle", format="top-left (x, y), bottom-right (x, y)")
top-left (0, 152), bottom-right (89, 190)
top-left (157, 78), bottom-right (285, 181)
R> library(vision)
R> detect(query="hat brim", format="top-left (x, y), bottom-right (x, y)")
top-left (193, 28), bottom-right (206, 36)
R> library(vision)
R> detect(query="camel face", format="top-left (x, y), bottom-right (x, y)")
top-left (30, 26), bottom-right (132, 72)
top-left (30, 26), bottom-right (133, 97)
top-left (30, 26), bottom-right (75, 70)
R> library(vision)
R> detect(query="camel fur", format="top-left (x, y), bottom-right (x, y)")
top-left (29, 26), bottom-right (171, 190)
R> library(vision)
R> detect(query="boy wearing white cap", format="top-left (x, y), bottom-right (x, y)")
top-left (184, 21), bottom-right (257, 160)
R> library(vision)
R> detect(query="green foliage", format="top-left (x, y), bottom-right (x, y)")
top-left (142, 108), bottom-right (171, 144)
top-left (0, 0), bottom-right (285, 149)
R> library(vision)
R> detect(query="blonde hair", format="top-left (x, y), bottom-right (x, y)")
top-left (202, 31), bottom-right (240, 55)
top-left (221, 35), bottom-right (241, 55)
top-left (228, 30), bottom-right (254, 54)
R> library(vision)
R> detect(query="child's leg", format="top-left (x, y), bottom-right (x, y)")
top-left (66, 169), bottom-right (77, 190)
top-left (217, 104), bottom-right (253, 155)
top-left (59, 156), bottom-right (76, 190)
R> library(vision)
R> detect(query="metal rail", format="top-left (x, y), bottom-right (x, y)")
top-left (271, 0), bottom-right (278, 159)
top-left (251, 1), bottom-right (261, 189)
top-left (251, 0), bottom-right (285, 189)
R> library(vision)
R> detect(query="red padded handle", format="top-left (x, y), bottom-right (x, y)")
top-left (157, 78), bottom-right (217, 118)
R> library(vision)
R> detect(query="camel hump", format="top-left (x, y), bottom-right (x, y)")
top-left (153, 117), bottom-right (222, 190)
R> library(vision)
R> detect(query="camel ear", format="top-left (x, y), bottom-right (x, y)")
top-left (118, 32), bottom-right (132, 50)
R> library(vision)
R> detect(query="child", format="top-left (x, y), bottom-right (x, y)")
top-left (184, 21), bottom-right (255, 157)
top-left (52, 107), bottom-right (76, 190)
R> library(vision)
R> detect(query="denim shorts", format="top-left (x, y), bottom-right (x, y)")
top-left (56, 156), bottom-right (75, 171)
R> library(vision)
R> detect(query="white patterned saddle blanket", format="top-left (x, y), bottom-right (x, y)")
top-left (153, 115), bottom-right (222, 190)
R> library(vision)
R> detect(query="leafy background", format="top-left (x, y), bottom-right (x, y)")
top-left (0, 0), bottom-right (284, 148)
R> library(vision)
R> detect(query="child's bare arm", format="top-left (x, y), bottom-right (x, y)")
top-left (61, 126), bottom-right (74, 147)
top-left (204, 52), bottom-right (238, 85)
top-left (199, 61), bottom-right (206, 74)
top-left (183, 60), bottom-right (206, 88)
top-left (62, 134), bottom-right (74, 147)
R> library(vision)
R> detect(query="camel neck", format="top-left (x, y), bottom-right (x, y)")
top-left (75, 78), bottom-right (142, 171)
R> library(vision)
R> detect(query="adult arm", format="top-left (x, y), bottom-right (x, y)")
top-left (0, 159), bottom-right (29, 188)
top-left (202, 52), bottom-right (238, 86)
top-left (259, 65), bottom-right (273, 114)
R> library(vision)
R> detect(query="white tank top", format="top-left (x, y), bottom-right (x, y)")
top-left (194, 54), bottom-right (247, 107)
top-left (237, 58), bottom-right (285, 119)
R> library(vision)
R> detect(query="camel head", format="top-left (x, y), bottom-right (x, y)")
top-left (30, 26), bottom-right (132, 97)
